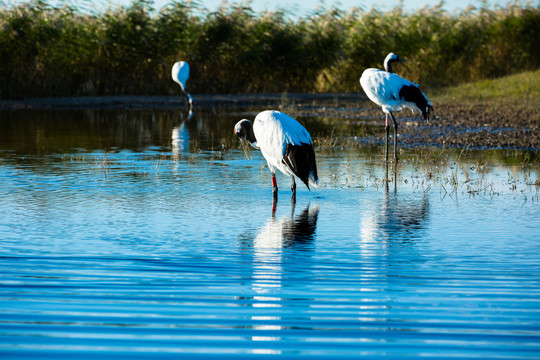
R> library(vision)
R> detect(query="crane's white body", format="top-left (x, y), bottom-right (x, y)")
top-left (252, 110), bottom-right (318, 188)
top-left (171, 61), bottom-right (193, 106)
top-left (360, 68), bottom-right (430, 117)
top-left (171, 61), bottom-right (190, 90)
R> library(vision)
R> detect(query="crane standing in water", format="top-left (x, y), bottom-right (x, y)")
top-left (360, 53), bottom-right (433, 162)
top-left (234, 110), bottom-right (319, 200)
top-left (171, 61), bottom-right (193, 113)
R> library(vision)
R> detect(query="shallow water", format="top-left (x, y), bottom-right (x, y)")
top-left (0, 108), bottom-right (539, 359)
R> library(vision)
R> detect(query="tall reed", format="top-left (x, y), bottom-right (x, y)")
top-left (0, 0), bottom-right (538, 99)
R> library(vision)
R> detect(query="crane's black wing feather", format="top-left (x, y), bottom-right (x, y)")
top-left (282, 143), bottom-right (318, 190)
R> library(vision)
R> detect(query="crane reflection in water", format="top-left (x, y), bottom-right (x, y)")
top-left (360, 164), bottom-right (430, 256)
top-left (171, 109), bottom-right (193, 156)
top-left (237, 202), bottom-right (319, 351)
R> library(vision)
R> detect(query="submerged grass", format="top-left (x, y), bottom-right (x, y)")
top-left (60, 138), bottom-right (538, 202)
top-left (0, 0), bottom-right (538, 99)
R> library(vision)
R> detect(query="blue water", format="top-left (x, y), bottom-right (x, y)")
top-left (0, 108), bottom-right (539, 359)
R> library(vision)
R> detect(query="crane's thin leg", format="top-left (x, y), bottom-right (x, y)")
top-left (272, 174), bottom-right (278, 200)
top-left (389, 111), bottom-right (399, 162)
top-left (291, 176), bottom-right (297, 203)
top-left (384, 161), bottom-right (389, 194)
top-left (385, 113), bottom-right (390, 163)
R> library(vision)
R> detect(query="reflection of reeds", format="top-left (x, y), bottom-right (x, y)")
top-left (1, 1), bottom-right (538, 98)
top-left (95, 152), bottom-right (114, 177)
top-left (315, 145), bottom-right (539, 202)
top-left (59, 145), bottom-right (539, 202)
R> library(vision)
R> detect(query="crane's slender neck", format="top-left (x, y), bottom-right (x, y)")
top-left (384, 60), bottom-right (394, 74)
top-left (245, 122), bottom-right (257, 145)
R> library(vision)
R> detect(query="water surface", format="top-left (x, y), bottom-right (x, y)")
top-left (0, 108), bottom-right (539, 359)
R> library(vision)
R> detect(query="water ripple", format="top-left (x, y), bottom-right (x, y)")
top-left (0, 110), bottom-right (539, 359)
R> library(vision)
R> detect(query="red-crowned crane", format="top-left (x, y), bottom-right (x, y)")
top-left (360, 53), bottom-right (433, 162)
top-left (171, 61), bottom-right (193, 113)
top-left (234, 110), bottom-right (319, 199)
top-left (171, 61), bottom-right (194, 155)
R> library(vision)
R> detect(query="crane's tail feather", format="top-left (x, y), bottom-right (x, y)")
top-left (426, 104), bottom-right (434, 121)
top-left (282, 143), bottom-right (319, 190)
top-left (309, 174), bottom-right (319, 189)
top-left (399, 84), bottom-right (433, 121)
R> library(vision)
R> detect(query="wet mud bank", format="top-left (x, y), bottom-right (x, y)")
top-left (1, 93), bottom-right (538, 150)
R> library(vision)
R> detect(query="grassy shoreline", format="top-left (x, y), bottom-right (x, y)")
top-left (430, 69), bottom-right (539, 150)
top-left (432, 69), bottom-right (540, 110)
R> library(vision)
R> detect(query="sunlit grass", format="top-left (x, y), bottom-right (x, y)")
top-left (433, 68), bottom-right (540, 106)
top-left (0, 1), bottom-right (538, 98)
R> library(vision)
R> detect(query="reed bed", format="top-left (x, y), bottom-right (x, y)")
top-left (1, 0), bottom-right (538, 99)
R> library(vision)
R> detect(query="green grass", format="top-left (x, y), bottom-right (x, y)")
top-left (0, 1), bottom-right (539, 99)
top-left (433, 68), bottom-right (540, 106)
